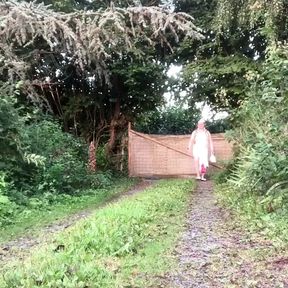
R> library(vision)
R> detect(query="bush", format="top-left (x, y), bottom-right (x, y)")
top-left (22, 119), bottom-right (114, 195)
top-left (89, 170), bottom-right (113, 189)
top-left (0, 172), bottom-right (19, 226)
top-left (206, 118), bottom-right (231, 133)
top-left (1, 118), bottom-right (87, 197)
top-left (0, 83), bottom-right (114, 206)
top-left (217, 45), bottom-right (288, 235)
top-left (135, 106), bottom-right (201, 135)
top-left (0, 84), bottom-right (27, 182)
top-left (0, 82), bottom-right (119, 237)
top-left (96, 145), bottom-right (110, 170)
top-left (0, 197), bottom-right (19, 227)
top-left (135, 106), bottom-right (230, 135)
top-left (226, 46), bottom-right (288, 196)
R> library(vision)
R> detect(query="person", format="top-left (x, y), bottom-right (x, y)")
top-left (187, 119), bottom-right (214, 181)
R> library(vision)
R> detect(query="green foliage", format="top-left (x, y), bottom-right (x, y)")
top-left (0, 178), bottom-right (136, 243)
top-left (36, 0), bottom-right (95, 12)
top-left (208, 1), bottom-right (288, 246)
top-left (227, 45), bottom-right (288, 195)
top-left (0, 199), bottom-right (19, 227)
top-left (21, 119), bottom-right (91, 195)
top-left (0, 84), bottom-right (44, 201)
top-left (216, 45), bottom-right (288, 246)
top-left (0, 179), bottom-right (194, 287)
top-left (215, 0), bottom-right (288, 42)
top-left (216, 182), bottom-right (288, 245)
top-left (90, 171), bottom-right (113, 189)
top-left (174, 0), bottom-right (217, 28)
top-left (183, 55), bottom-right (258, 109)
top-left (206, 118), bottom-right (231, 133)
top-left (34, 0), bottom-right (165, 12)
top-left (113, 61), bottom-right (167, 117)
top-left (0, 83), bottom-right (115, 204)
top-left (1, 0), bottom-right (201, 147)
top-left (0, 82), bottom-right (119, 228)
top-left (173, 0), bottom-right (266, 111)
top-left (0, 118), bottom-right (115, 224)
top-left (135, 106), bottom-right (201, 134)
top-left (0, 172), bottom-right (6, 195)
top-left (135, 106), bottom-right (230, 134)
top-left (0, 81), bottom-right (118, 231)
top-left (0, 84), bottom-right (26, 168)
top-left (96, 145), bottom-right (110, 170)
top-left (0, 172), bottom-right (20, 227)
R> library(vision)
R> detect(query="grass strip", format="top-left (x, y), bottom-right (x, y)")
top-left (0, 178), bottom-right (137, 244)
top-left (215, 183), bottom-right (288, 247)
top-left (0, 179), bottom-right (195, 287)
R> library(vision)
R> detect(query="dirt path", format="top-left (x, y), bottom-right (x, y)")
top-left (0, 180), bottom-right (154, 265)
top-left (161, 180), bottom-right (288, 288)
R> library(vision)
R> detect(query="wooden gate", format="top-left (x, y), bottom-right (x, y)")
top-left (128, 126), bottom-right (233, 177)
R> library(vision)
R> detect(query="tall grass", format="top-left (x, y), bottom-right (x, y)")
top-left (0, 178), bottom-right (136, 243)
top-left (216, 182), bottom-right (288, 246)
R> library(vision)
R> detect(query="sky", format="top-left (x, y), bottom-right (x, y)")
top-left (165, 64), bottom-right (228, 120)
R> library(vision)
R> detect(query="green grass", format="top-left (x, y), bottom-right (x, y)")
top-left (0, 178), bottom-right (137, 244)
top-left (0, 179), bottom-right (195, 288)
top-left (215, 182), bottom-right (288, 247)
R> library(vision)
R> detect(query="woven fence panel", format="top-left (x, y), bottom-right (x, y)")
top-left (128, 130), bottom-right (233, 177)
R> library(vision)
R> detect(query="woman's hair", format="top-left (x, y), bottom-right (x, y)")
top-left (198, 118), bottom-right (205, 124)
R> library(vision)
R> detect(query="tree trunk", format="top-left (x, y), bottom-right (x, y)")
top-left (107, 75), bottom-right (121, 155)
top-left (88, 140), bottom-right (97, 172)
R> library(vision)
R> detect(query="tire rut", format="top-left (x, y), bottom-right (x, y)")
top-left (0, 180), bottom-right (155, 265)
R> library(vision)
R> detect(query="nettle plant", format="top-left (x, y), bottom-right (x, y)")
top-left (0, 83), bottom-right (44, 183)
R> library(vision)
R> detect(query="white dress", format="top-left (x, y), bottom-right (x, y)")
top-left (192, 129), bottom-right (209, 169)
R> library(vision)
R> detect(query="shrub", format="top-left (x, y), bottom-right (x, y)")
top-left (0, 172), bottom-right (19, 226)
top-left (0, 84), bottom-right (27, 182)
top-left (218, 44), bottom-right (288, 227)
top-left (227, 46), bottom-right (288, 196)
top-left (22, 119), bottom-right (100, 195)
top-left (0, 83), bottom-right (114, 204)
top-left (89, 170), bottom-right (113, 189)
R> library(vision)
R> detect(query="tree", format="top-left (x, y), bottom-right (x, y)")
top-left (135, 105), bottom-right (230, 134)
top-left (1, 1), bottom-right (202, 83)
top-left (135, 106), bottom-right (201, 134)
top-left (215, 0), bottom-right (288, 42)
top-left (0, 1), bottom-right (202, 168)
top-left (212, 1), bottom-right (288, 197)
top-left (25, 0), bottom-right (166, 13)
top-left (170, 0), bottom-right (266, 111)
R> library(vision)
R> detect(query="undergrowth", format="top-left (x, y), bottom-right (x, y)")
top-left (215, 45), bottom-right (288, 247)
top-left (0, 177), bottom-right (136, 243)
top-left (216, 182), bottom-right (288, 247)
top-left (0, 179), bottom-right (194, 287)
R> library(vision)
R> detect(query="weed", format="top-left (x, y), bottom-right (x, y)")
top-left (0, 179), bottom-right (195, 287)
